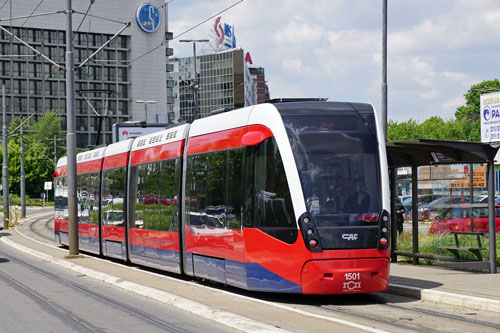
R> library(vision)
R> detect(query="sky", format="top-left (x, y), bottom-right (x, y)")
top-left (167, 0), bottom-right (500, 123)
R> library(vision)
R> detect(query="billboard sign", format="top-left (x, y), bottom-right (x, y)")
top-left (214, 16), bottom-right (236, 49)
top-left (113, 123), bottom-right (167, 142)
top-left (480, 91), bottom-right (500, 143)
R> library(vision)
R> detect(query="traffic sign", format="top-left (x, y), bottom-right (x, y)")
top-left (41, 193), bottom-right (45, 199)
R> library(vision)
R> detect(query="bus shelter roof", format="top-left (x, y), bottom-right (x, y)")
top-left (386, 138), bottom-right (498, 273)
top-left (386, 139), bottom-right (499, 168)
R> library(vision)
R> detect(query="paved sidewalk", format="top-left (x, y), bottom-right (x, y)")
top-left (388, 261), bottom-right (500, 313)
top-left (3, 209), bottom-right (500, 317)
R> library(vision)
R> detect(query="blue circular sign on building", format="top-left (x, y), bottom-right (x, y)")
top-left (136, 3), bottom-right (161, 33)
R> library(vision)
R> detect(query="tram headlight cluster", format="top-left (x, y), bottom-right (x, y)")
top-left (378, 209), bottom-right (390, 250)
top-left (299, 213), bottom-right (322, 252)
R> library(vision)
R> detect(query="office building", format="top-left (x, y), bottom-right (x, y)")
top-left (170, 48), bottom-right (257, 123)
top-left (0, 0), bottom-right (173, 148)
top-left (249, 66), bottom-right (270, 104)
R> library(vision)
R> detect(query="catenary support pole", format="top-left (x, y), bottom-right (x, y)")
top-left (390, 168), bottom-right (397, 262)
top-left (487, 160), bottom-right (497, 273)
top-left (53, 135), bottom-right (57, 169)
top-left (65, 0), bottom-right (79, 257)
top-left (193, 42), bottom-right (199, 120)
top-left (411, 165), bottom-right (419, 265)
top-left (381, 0), bottom-right (388, 141)
top-left (20, 116), bottom-right (25, 218)
top-left (2, 85), bottom-right (9, 229)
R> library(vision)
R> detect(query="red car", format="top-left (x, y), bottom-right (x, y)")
top-left (429, 205), bottom-right (500, 234)
top-left (143, 195), bottom-right (159, 205)
top-left (160, 196), bottom-right (171, 205)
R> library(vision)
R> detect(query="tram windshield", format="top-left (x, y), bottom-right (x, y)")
top-left (281, 109), bottom-right (382, 228)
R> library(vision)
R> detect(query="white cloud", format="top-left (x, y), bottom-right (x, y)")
top-left (167, 0), bottom-right (500, 124)
top-left (442, 96), bottom-right (465, 112)
top-left (282, 59), bottom-right (315, 77)
top-left (274, 20), bottom-right (325, 44)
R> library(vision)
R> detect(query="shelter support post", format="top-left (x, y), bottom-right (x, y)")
top-left (487, 161), bottom-right (497, 274)
top-left (390, 168), bottom-right (397, 262)
top-left (411, 165), bottom-right (419, 265)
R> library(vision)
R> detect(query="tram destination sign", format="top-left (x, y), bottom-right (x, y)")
top-left (480, 91), bottom-right (500, 143)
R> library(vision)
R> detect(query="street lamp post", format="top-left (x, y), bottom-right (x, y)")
top-left (179, 39), bottom-right (208, 120)
top-left (135, 100), bottom-right (156, 123)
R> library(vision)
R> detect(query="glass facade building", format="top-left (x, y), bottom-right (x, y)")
top-left (171, 48), bottom-right (257, 123)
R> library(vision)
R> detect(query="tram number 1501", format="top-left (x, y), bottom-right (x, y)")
top-left (344, 272), bottom-right (360, 281)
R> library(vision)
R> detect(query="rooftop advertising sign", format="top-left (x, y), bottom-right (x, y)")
top-left (214, 16), bottom-right (236, 49)
top-left (480, 91), bottom-right (500, 143)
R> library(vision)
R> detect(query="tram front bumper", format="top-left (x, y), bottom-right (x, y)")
top-left (301, 258), bottom-right (390, 294)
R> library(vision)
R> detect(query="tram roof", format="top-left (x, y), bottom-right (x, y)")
top-left (386, 139), bottom-right (499, 168)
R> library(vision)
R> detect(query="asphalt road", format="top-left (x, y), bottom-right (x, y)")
top-left (2, 208), bottom-right (499, 332)
top-left (0, 231), bottom-right (235, 333)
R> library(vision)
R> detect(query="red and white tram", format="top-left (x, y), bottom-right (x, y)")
top-left (54, 100), bottom-right (390, 294)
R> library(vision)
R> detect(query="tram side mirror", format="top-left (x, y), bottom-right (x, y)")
top-left (241, 129), bottom-right (270, 146)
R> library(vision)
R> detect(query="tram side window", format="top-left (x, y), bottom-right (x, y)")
top-left (185, 149), bottom-right (243, 230)
top-left (206, 151), bottom-right (226, 228)
top-left (138, 162), bottom-right (160, 230)
top-left (159, 159), bottom-right (179, 231)
top-left (77, 172), bottom-right (99, 225)
top-left (88, 172), bottom-right (100, 225)
top-left (55, 176), bottom-right (68, 215)
top-left (101, 167), bottom-right (126, 226)
top-left (227, 149), bottom-right (243, 229)
top-left (135, 159), bottom-right (179, 231)
top-left (186, 154), bottom-right (208, 226)
top-left (254, 138), bottom-right (296, 244)
top-left (77, 173), bottom-right (89, 224)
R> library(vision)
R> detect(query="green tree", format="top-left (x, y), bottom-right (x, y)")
top-left (388, 79), bottom-right (499, 142)
top-left (455, 79), bottom-right (500, 141)
top-left (2, 110), bottom-right (65, 197)
top-left (387, 119), bottom-right (419, 141)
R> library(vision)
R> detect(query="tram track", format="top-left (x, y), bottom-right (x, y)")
top-left (0, 268), bottom-right (101, 332)
top-left (20, 215), bottom-right (500, 332)
top-left (0, 245), bottom-right (187, 333)
top-left (318, 301), bottom-right (500, 332)
top-left (286, 292), bottom-right (500, 332)
top-left (28, 214), bottom-right (57, 244)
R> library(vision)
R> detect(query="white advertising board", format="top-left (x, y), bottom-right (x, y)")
top-left (112, 123), bottom-right (168, 143)
top-left (480, 91), bottom-right (500, 143)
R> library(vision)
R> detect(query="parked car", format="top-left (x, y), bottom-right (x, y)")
top-left (143, 194), bottom-right (159, 205)
top-left (429, 205), bottom-right (500, 234)
top-left (160, 196), bottom-right (172, 205)
top-left (473, 195), bottom-right (500, 204)
top-left (402, 194), bottom-right (444, 221)
top-left (423, 196), bottom-right (469, 220)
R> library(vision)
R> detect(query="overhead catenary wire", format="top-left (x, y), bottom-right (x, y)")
top-left (0, 0), bottom-right (8, 12)
top-left (128, 0), bottom-right (244, 64)
top-left (72, 10), bottom-right (128, 25)
top-left (21, 0), bottom-right (45, 27)
top-left (0, 10), bottom-right (65, 22)
top-left (0, 24), bottom-right (63, 69)
top-left (73, 0), bottom-right (95, 39)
